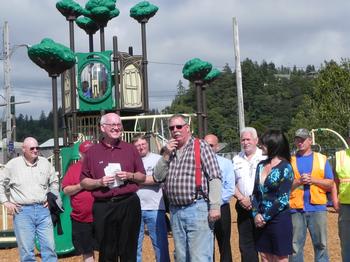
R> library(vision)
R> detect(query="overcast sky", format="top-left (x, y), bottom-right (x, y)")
top-left (1, 0), bottom-right (350, 119)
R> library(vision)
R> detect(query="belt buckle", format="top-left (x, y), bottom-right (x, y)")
top-left (110, 196), bottom-right (121, 202)
top-left (110, 193), bottom-right (132, 202)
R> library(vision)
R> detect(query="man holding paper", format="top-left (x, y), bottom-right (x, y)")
top-left (80, 113), bottom-right (146, 262)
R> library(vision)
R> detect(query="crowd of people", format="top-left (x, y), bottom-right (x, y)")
top-left (0, 113), bottom-right (347, 262)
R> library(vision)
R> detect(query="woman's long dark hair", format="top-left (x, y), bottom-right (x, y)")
top-left (260, 129), bottom-right (291, 162)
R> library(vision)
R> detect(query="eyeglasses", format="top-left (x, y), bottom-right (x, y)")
top-left (29, 147), bottom-right (40, 151)
top-left (169, 124), bottom-right (187, 131)
top-left (102, 123), bottom-right (122, 128)
top-left (135, 142), bottom-right (147, 148)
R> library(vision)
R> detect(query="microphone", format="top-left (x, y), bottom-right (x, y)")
top-left (170, 149), bottom-right (177, 161)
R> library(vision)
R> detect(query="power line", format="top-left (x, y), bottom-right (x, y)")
top-left (149, 61), bottom-right (184, 66)
top-left (149, 60), bottom-right (234, 70)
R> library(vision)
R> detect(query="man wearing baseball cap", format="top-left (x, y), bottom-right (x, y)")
top-left (289, 128), bottom-right (334, 262)
top-left (62, 140), bottom-right (96, 262)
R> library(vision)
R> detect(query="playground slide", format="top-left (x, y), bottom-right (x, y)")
top-left (53, 191), bottom-right (75, 255)
top-left (54, 143), bottom-right (81, 255)
top-left (36, 143), bottom-right (80, 255)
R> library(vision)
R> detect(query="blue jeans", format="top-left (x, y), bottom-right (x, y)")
top-left (13, 204), bottom-right (57, 262)
top-left (339, 204), bottom-right (350, 262)
top-left (170, 199), bottom-right (213, 262)
top-left (290, 211), bottom-right (328, 262)
top-left (137, 210), bottom-right (170, 262)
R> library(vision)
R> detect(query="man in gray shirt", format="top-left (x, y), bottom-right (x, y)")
top-left (132, 134), bottom-right (170, 262)
top-left (0, 137), bottom-right (59, 262)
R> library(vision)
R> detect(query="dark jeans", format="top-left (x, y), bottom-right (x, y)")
top-left (71, 218), bottom-right (96, 255)
top-left (93, 193), bottom-right (141, 262)
top-left (236, 202), bottom-right (259, 262)
top-left (214, 203), bottom-right (232, 262)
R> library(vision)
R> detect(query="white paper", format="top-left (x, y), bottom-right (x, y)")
top-left (104, 163), bottom-right (124, 188)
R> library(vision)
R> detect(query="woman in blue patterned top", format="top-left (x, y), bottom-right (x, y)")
top-left (251, 129), bottom-right (294, 262)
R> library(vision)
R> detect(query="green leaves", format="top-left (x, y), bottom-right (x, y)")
top-left (288, 59), bottom-right (350, 150)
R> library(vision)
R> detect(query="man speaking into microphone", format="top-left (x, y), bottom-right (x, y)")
top-left (154, 114), bottom-right (222, 262)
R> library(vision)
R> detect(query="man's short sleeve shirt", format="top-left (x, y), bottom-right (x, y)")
top-left (80, 139), bottom-right (146, 199)
top-left (292, 153), bottom-right (334, 212)
top-left (62, 160), bottom-right (94, 222)
top-left (233, 148), bottom-right (266, 197)
top-left (137, 152), bottom-right (165, 210)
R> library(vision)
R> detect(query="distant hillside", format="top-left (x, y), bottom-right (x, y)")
top-left (163, 59), bottom-right (350, 151)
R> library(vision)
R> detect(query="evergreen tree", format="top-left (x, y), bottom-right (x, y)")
top-left (176, 80), bottom-right (186, 97)
top-left (290, 59), bottom-right (350, 149)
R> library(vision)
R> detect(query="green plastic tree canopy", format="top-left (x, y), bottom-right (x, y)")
top-left (76, 16), bottom-right (100, 35)
top-left (130, 1), bottom-right (159, 22)
top-left (56, 0), bottom-right (86, 18)
top-left (204, 68), bottom-right (221, 83)
top-left (182, 58), bottom-right (212, 82)
top-left (85, 0), bottom-right (119, 26)
top-left (28, 38), bottom-right (76, 76)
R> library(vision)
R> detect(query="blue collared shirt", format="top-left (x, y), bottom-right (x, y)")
top-left (216, 155), bottom-right (235, 204)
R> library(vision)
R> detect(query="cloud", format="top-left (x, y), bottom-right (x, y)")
top-left (1, 0), bottom-right (350, 119)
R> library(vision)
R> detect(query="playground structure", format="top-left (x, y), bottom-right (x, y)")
top-left (0, 0), bottom-right (222, 255)
top-left (311, 128), bottom-right (349, 151)
top-left (0, 0), bottom-right (172, 255)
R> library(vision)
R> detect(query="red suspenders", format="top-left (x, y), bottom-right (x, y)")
top-left (194, 138), bottom-right (205, 200)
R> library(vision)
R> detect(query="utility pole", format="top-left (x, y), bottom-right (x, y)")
top-left (233, 17), bottom-right (245, 132)
top-left (3, 21), bottom-right (11, 163)
top-left (1, 22), bottom-right (29, 163)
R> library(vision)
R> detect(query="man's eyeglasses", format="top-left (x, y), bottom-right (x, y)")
top-left (102, 123), bottom-right (122, 128)
top-left (169, 124), bottom-right (187, 131)
top-left (30, 147), bottom-right (40, 151)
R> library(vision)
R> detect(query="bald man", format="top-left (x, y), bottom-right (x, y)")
top-left (0, 137), bottom-right (59, 262)
top-left (80, 113), bottom-right (146, 261)
top-left (205, 134), bottom-right (235, 262)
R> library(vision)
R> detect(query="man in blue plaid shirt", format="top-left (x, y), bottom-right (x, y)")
top-left (154, 114), bottom-right (222, 262)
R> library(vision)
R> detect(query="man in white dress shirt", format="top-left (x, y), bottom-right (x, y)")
top-left (233, 127), bottom-right (266, 262)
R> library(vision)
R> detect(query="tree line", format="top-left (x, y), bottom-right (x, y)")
top-left (12, 108), bottom-right (64, 144)
top-left (163, 58), bottom-right (350, 153)
top-left (8, 58), bottom-right (350, 153)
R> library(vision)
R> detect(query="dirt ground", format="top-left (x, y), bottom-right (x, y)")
top-left (0, 200), bottom-right (341, 261)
